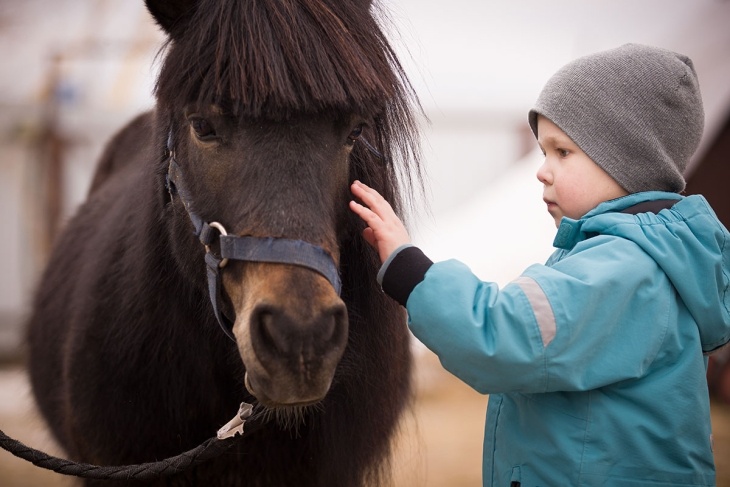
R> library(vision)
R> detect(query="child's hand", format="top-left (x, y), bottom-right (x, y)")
top-left (349, 180), bottom-right (411, 263)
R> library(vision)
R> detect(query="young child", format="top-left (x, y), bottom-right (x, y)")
top-left (350, 43), bottom-right (730, 486)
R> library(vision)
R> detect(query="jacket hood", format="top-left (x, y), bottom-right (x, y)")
top-left (553, 191), bottom-right (730, 353)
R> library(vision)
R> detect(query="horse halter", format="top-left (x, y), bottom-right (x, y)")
top-left (165, 131), bottom-right (342, 342)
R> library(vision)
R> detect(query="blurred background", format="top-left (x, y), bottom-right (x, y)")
top-left (1, 0), bottom-right (730, 485)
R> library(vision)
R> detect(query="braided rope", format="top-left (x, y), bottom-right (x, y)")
top-left (0, 430), bottom-right (238, 480)
top-left (0, 403), bottom-right (261, 480)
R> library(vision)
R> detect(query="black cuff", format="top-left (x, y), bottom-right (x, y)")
top-left (381, 246), bottom-right (433, 307)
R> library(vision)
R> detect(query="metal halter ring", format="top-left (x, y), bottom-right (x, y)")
top-left (205, 221), bottom-right (229, 268)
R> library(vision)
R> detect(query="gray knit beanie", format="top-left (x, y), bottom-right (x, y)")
top-left (528, 43), bottom-right (704, 193)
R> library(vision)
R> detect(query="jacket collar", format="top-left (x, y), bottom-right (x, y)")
top-left (552, 191), bottom-right (682, 250)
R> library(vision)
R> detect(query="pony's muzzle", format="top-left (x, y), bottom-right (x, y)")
top-left (226, 260), bottom-right (349, 406)
top-left (245, 299), bottom-right (348, 405)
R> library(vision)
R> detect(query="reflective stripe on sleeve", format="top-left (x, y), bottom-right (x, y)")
top-left (513, 276), bottom-right (556, 348)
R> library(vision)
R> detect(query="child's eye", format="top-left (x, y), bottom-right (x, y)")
top-left (557, 148), bottom-right (570, 158)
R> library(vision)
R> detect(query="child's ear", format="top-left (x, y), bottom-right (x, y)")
top-left (145, 0), bottom-right (197, 39)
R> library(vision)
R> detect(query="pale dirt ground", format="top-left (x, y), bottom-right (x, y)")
top-left (1, 351), bottom-right (729, 487)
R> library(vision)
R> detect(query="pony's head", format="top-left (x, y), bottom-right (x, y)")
top-left (147, 0), bottom-right (421, 408)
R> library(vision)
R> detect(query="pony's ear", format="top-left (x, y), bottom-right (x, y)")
top-left (145, 0), bottom-right (197, 37)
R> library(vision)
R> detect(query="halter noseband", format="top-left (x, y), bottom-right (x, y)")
top-left (165, 132), bottom-right (342, 342)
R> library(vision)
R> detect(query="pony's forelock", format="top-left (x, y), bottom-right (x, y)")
top-left (157, 0), bottom-right (408, 115)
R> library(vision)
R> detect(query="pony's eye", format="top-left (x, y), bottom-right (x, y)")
top-left (347, 124), bottom-right (364, 142)
top-left (190, 117), bottom-right (216, 139)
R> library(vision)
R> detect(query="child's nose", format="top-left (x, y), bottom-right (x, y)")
top-left (536, 161), bottom-right (551, 184)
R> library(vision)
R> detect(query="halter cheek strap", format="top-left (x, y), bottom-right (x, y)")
top-left (165, 137), bottom-right (342, 342)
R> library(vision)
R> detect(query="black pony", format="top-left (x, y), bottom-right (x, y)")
top-left (27, 0), bottom-right (422, 485)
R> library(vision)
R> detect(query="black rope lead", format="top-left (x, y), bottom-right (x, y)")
top-left (0, 402), bottom-right (262, 481)
top-left (0, 432), bottom-right (235, 480)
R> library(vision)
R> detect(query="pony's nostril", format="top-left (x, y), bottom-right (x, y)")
top-left (328, 303), bottom-right (348, 348)
top-left (250, 302), bottom-right (349, 364)
top-left (252, 306), bottom-right (288, 355)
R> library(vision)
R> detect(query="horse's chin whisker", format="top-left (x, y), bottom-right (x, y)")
top-left (259, 402), bottom-right (324, 437)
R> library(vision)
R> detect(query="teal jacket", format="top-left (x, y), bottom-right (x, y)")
top-left (382, 192), bottom-right (730, 486)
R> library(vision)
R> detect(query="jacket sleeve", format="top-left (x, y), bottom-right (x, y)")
top-left (405, 236), bottom-right (673, 394)
top-left (378, 245), bottom-right (434, 306)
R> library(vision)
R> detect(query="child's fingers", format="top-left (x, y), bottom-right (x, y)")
top-left (348, 202), bottom-right (382, 251)
top-left (350, 181), bottom-right (375, 207)
top-left (351, 180), bottom-right (374, 193)
top-left (351, 181), bottom-right (388, 207)
top-left (348, 199), bottom-right (370, 219)
top-left (350, 181), bottom-right (394, 220)
top-left (355, 181), bottom-right (380, 199)
top-left (349, 200), bottom-right (383, 229)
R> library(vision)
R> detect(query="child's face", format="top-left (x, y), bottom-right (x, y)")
top-left (535, 116), bottom-right (628, 227)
